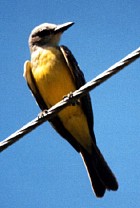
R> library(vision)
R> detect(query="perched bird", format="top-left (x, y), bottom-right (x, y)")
top-left (24, 22), bottom-right (118, 197)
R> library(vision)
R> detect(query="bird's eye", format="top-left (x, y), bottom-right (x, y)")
top-left (32, 30), bottom-right (52, 38)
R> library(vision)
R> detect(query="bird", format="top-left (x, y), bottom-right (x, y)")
top-left (24, 21), bottom-right (118, 197)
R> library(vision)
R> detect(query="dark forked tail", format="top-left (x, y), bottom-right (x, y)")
top-left (80, 144), bottom-right (118, 197)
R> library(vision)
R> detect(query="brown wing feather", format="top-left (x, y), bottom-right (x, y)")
top-left (60, 45), bottom-right (96, 143)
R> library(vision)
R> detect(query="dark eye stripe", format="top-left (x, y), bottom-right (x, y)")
top-left (32, 29), bottom-right (52, 38)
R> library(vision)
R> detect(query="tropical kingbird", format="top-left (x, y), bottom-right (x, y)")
top-left (24, 22), bottom-right (118, 197)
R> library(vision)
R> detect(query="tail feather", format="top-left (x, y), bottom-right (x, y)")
top-left (80, 145), bottom-right (118, 197)
top-left (81, 152), bottom-right (106, 197)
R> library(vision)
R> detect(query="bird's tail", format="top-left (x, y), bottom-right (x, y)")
top-left (80, 144), bottom-right (118, 197)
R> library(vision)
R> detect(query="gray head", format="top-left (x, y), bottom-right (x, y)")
top-left (29, 22), bottom-right (74, 51)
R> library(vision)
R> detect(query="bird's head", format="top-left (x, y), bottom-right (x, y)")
top-left (29, 22), bottom-right (74, 51)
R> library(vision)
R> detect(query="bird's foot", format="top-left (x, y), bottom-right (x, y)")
top-left (38, 109), bottom-right (48, 119)
top-left (63, 92), bottom-right (80, 106)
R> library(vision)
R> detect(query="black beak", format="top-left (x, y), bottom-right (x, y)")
top-left (54, 22), bottom-right (74, 33)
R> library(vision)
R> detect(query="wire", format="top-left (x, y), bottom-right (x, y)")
top-left (0, 47), bottom-right (140, 152)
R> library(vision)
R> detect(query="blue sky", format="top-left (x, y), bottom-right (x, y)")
top-left (0, 0), bottom-right (139, 207)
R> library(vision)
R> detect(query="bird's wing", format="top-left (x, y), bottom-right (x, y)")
top-left (24, 61), bottom-right (47, 110)
top-left (60, 45), bottom-right (95, 143)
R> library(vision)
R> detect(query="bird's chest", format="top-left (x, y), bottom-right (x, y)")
top-left (31, 48), bottom-right (75, 107)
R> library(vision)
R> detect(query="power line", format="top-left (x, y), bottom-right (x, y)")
top-left (0, 47), bottom-right (140, 152)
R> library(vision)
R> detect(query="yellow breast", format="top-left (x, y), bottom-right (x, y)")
top-left (31, 47), bottom-right (92, 151)
top-left (32, 47), bottom-right (75, 107)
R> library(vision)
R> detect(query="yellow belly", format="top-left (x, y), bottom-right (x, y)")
top-left (31, 47), bottom-right (92, 150)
